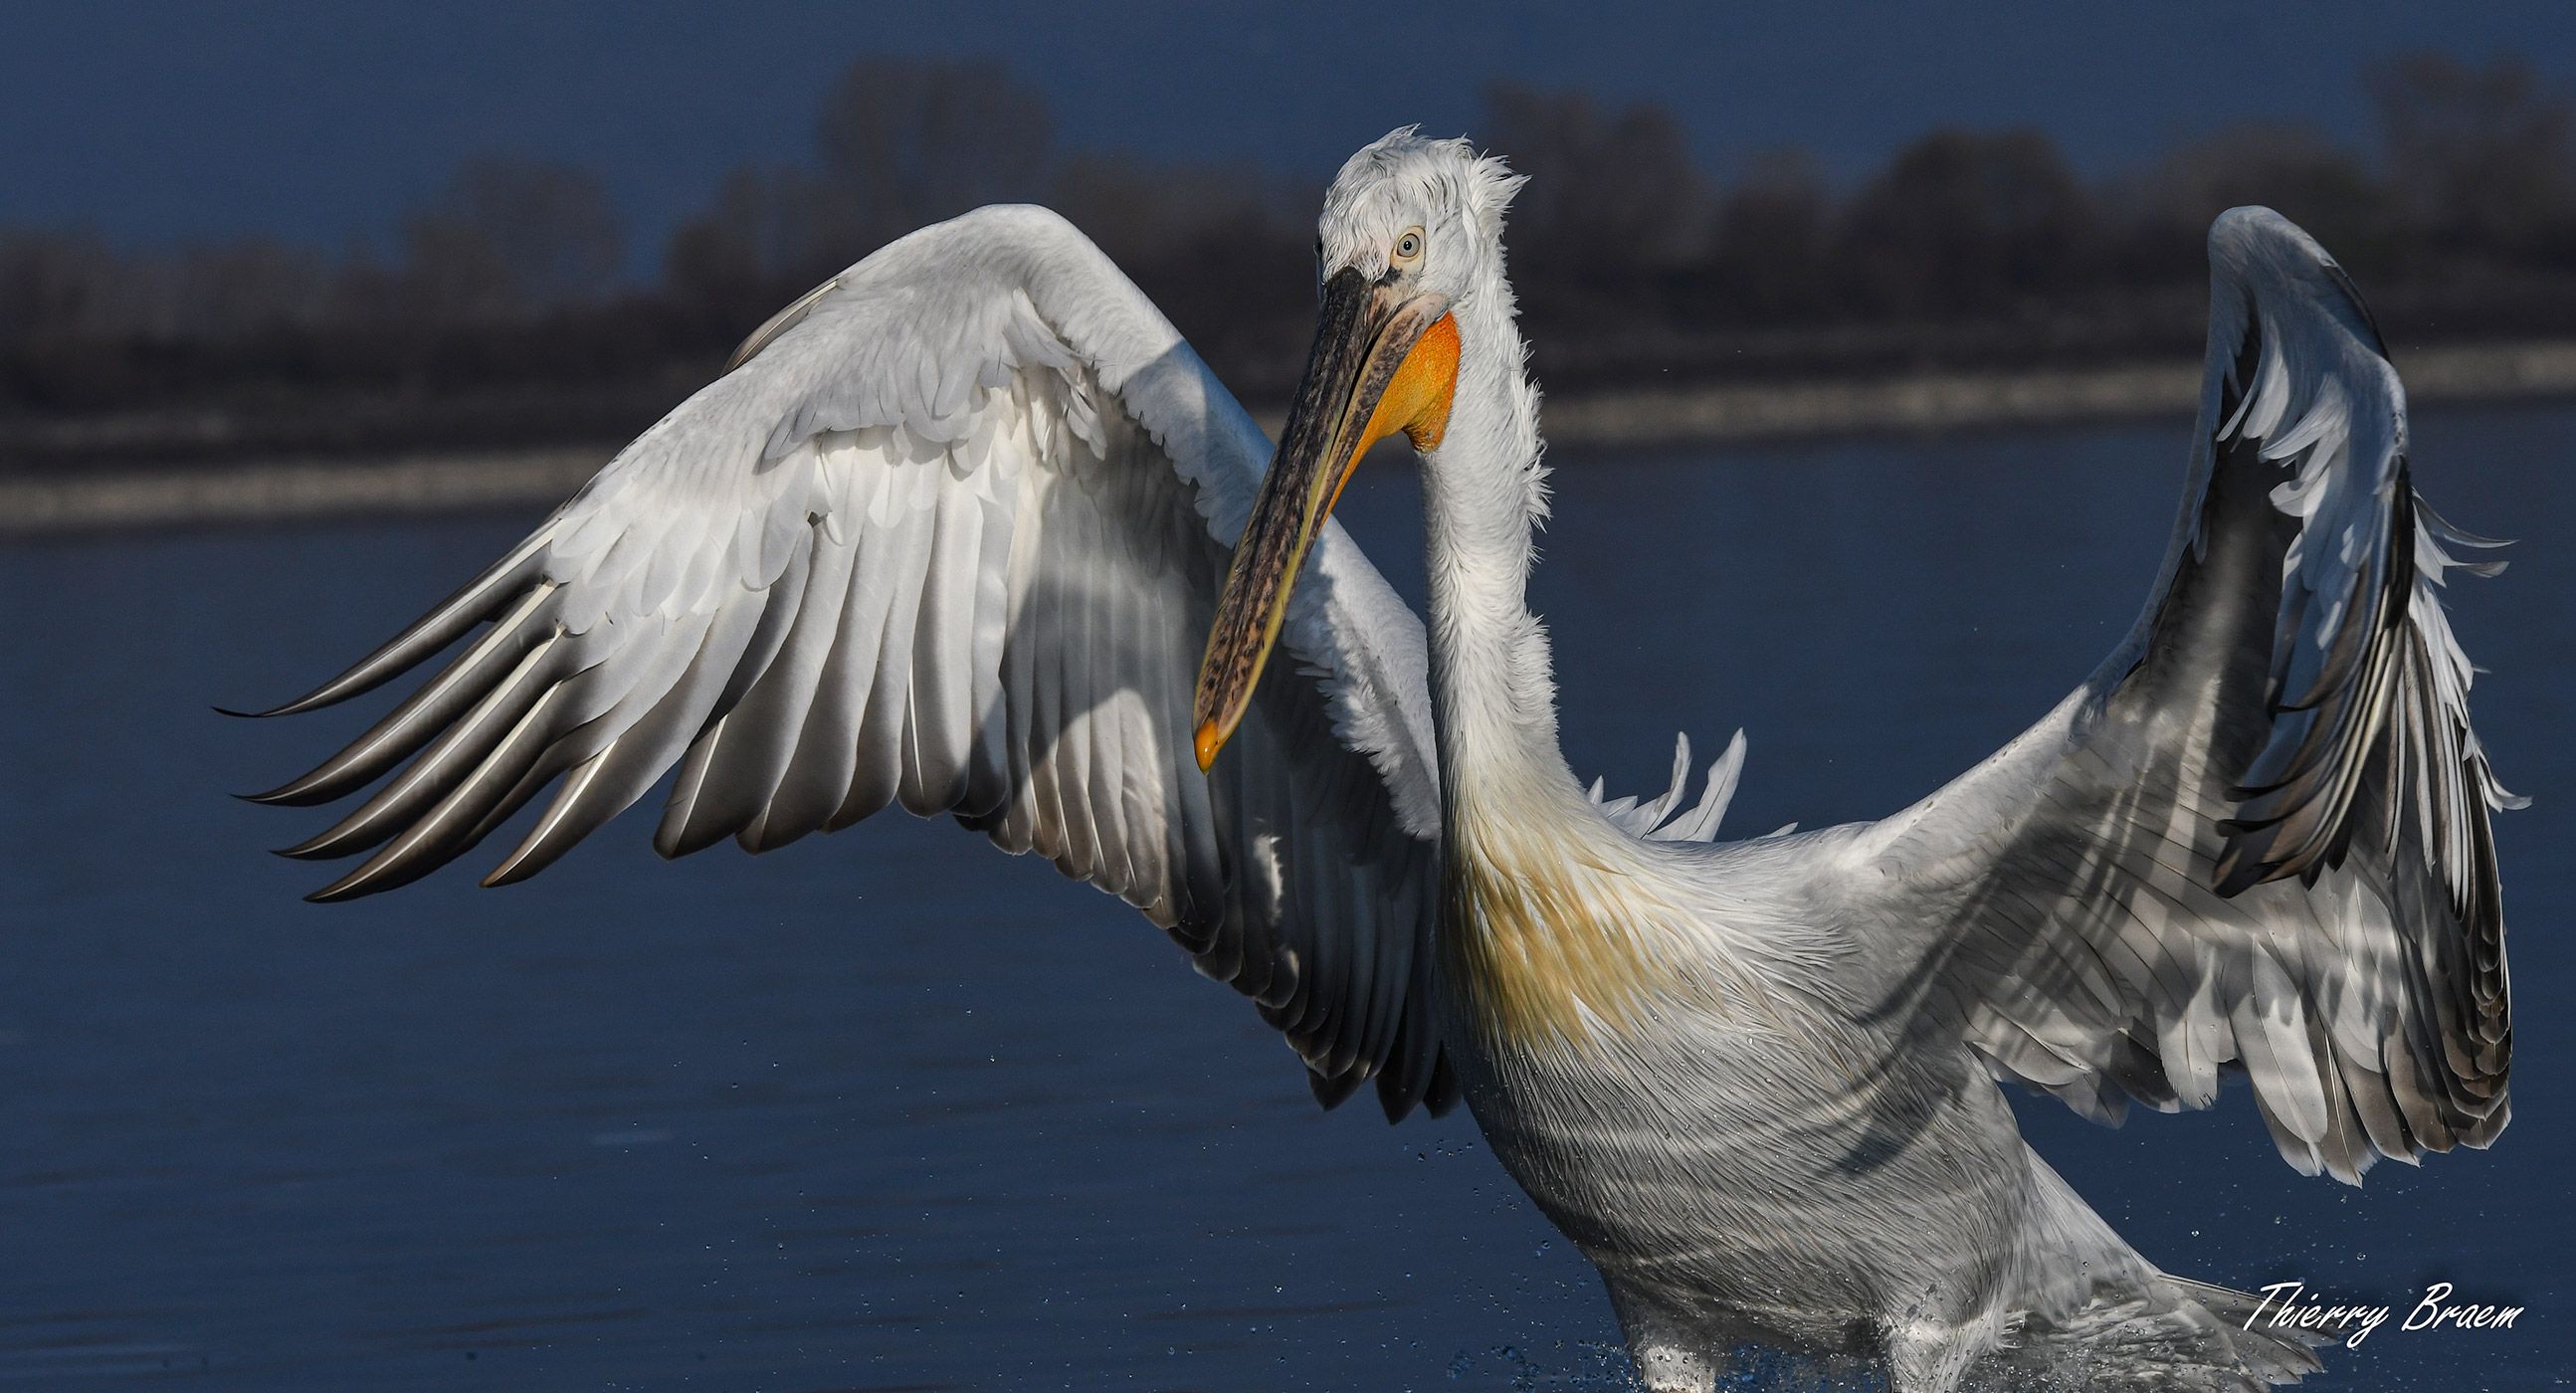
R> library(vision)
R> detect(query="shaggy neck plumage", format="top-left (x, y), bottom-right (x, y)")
top-left (1417, 270), bottom-right (1584, 826)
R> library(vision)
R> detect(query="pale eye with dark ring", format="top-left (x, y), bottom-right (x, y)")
top-left (1395, 232), bottom-right (1422, 260)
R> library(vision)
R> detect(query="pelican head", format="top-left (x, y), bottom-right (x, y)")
top-left (1194, 130), bottom-right (1523, 770)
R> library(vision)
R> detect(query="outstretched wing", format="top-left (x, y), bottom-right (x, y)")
top-left (1853, 208), bottom-right (2517, 1181)
top-left (243, 205), bottom-right (1451, 1117)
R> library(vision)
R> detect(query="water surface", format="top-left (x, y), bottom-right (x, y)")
top-left (4, 406), bottom-right (2568, 1390)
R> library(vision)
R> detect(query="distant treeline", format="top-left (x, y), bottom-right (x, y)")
top-left (8, 52), bottom-right (2576, 448)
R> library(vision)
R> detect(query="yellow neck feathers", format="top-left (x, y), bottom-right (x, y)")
top-left (1441, 813), bottom-right (1706, 1051)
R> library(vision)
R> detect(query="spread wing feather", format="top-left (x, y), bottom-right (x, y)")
top-left (246, 205), bottom-right (1450, 1117)
top-left (1855, 208), bottom-right (2517, 1181)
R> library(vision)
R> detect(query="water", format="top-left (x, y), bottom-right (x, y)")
top-left (4, 406), bottom-right (2569, 1391)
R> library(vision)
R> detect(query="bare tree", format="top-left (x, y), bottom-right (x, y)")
top-left (1480, 83), bottom-right (1710, 317)
top-left (1050, 152), bottom-right (1310, 394)
top-left (398, 155), bottom-right (626, 323)
top-left (0, 230), bottom-right (127, 346)
top-left (2371, 52), bottom-right (2576, 264)
top-left (667, 57), bottom-right (1057, 321)
top-left (160, 238), bottom-right (334, 341)
top-left (665, 163), bottom-right (835, 316)
top-left (1705, 149), bottom-right (1836, 324)
top-left (2113, 122), bottom-right (2391, 283)
top-left (810, 58), bottom-right (1054, 255)
top-left (1837, 128), bottom-right (2093, 317)
top-left (25, 51), bottom-right (2576, 427)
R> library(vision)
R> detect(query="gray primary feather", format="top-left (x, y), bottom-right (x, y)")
top-left (253, 205), bottom-right (1449, 1117)
top-left (1849, 208), bottom-right (2515, 1182)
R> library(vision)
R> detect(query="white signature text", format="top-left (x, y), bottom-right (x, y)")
top-left (2245, 1281), bottom-right (2524, 1350)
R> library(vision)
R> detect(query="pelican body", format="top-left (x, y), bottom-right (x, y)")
top-left (244, 131), bottom-right (2515, 1391)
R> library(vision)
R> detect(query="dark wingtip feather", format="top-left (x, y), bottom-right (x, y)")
top-left (653, 820), bottom-right (734, 861)
top-left (2211, 861), bottom-right (2264, 900)
top-left (254, 533), bottom-right (557, 729)
top-left (221, 687), bottom-right (356, 721)
top-left (217, 677), bottom-right (398, 721)
top-left (304, 842), bottom-right (445, 902)
top-left (2211, 816), bottom-right (2289, 897)
top-left (1306, 1066), bottom-right (1363, 1110)
top-left (303, 873), bottom-right (384, 904)
top-left (239, 769), bottom-right (354, 807)
top-left (273, 825), bottom-right (373, 861)
top-left (1421, 1055), bottom-right (1462, 1117)
top-left (306, 849), bottom-right (429, 900)
top-left (480, 862), bottom-right (534, 889)
top-left (480, 837), bottom-right (566, 888)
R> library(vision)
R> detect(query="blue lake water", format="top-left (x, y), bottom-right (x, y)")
top-left (3, 405), bottom-right (2569, 1390)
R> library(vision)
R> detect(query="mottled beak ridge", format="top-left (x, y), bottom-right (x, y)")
top-left (1192, 268), bottom-right (1457, 770)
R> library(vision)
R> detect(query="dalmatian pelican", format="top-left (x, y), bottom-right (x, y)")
top-left (241, 130), bottom-right (2517, 1390)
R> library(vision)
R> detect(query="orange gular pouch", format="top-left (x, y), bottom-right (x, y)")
top-left (1338, 312), bottom-right (1461, 504)
top-left (1194, 305), bottom-right (1458, 774)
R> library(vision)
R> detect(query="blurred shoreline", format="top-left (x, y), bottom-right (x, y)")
top-left (10, 337), bottom-right (2572, 537)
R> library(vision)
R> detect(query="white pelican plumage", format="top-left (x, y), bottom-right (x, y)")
top-left (244, 131), bottom-right (2517, 1391)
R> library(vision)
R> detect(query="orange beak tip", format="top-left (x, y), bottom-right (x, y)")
top-left (1194, 721), bottom-right (1224, 773)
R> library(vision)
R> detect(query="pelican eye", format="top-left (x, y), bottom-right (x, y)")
top-left (1393, 229), bottom-right (1425, 267)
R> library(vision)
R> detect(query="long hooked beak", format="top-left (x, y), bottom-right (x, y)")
top-left (1192, 268), bottom-right (1458, 771)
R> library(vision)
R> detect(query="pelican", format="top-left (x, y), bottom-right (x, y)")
top-left (240, 130), bottom-right (2517, 1391)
